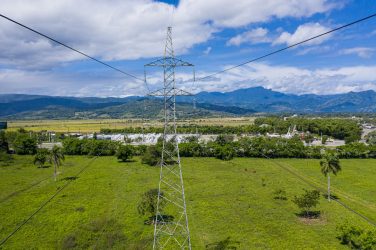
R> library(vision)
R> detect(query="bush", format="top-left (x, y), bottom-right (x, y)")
top-left (0, 130), bottom-right (9, 152)
top-left (214, 144), bottom-right (235, 161)
top-left (116, 145), bottom-right (134, 162)
top-left (141, 145), bottom-right (161, 166)
top-left (337, 222), bottom-right (376, 249)
top-left (63, 138), bottom-right (119, 156)
top-left (292, 189), bottom-right (320, 217)
top-left (33, 148), bottom-right (49, 168)
top-left (13, 134), bottom-right (37, 155)
top-left (215, 134), bottom-right (234, 146)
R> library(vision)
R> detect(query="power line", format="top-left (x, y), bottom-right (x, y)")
top-left (0, 14), bottom-right (144, 82)
top-left (260, 154), bottom-right (376, 227)
top-left (0, 155), bottom-right (100, 246)
top-left (196, 12), bottom-right (376, 81)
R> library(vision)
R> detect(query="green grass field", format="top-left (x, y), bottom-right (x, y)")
top-left (0, 156), bottom-right (375, 249)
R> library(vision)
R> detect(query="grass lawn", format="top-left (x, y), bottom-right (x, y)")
top-left (0, 156), bottom-right (374, 249)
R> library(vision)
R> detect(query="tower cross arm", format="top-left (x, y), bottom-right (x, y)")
top-left (145, 57), bottom-right (194, 67)
top-left (147, 88), bottom-right (193, 96)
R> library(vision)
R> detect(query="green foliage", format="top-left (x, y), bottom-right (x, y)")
top-left (141, 145), bottom-right (161, 166)
top-left (344, 134), bottom-right (360, 144)
top-left (255, 117), bottom-right (362, 141)
top-left (365, 131), bottom-right (376, 145)
top-left (0, 130), bottom-right (9, 152)
top-left (137, 189), bottom-right (165, 217)
top-left (33, 148), bottom-right (49, 168)
top-left (321, 135), bottom-right (328, 145)
top-left (337, 143), bottom-right (376, 158)
top-left (215, 134), bottom-right (234, 146)
top-left (292, 189), bottom-right (320, 217)
top-left (320, 153), bottom-right (341, 176)
top-left (116, 145), bottom-right (134, 162)
top-left (304, 133), bottom-right (314, 144)
top-left (62, 138), bottom-right (118, 156)
top-left (214, 144), bottom-right (235, 161)
top-left (48, 145), bottom-right (65, 180)
top-left (13, 133), bottom-right (37, 155)
top-left (337, 222), bottom-right (376, 249)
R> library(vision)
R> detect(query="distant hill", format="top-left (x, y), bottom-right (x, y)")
top-left (0, 95), bottom-right (255, 119)
top-left (179, 86), bottom-right (376, 113)
top-left (1, 86), bottom-right (376, 119)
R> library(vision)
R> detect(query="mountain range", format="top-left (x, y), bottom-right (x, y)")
top-left (1, 86), bottom-right (376, 119)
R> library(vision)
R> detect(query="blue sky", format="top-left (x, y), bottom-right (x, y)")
top-left (0, 0), bottom-right (376, 96)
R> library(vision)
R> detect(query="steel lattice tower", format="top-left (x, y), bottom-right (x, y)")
top-left (145, 27), bottom-right (193, 250)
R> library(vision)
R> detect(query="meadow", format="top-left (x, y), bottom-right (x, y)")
top-left (0, 156), bottom-right (375, 249)
top-left (7, 117), bottom-right (255, 133)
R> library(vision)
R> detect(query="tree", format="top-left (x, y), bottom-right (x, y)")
top-left (116, 145), bottom-right (134, 162)
top-left (48, 145), bottom-right (65, 181)
top-left (215, 134), bottom-right (234, 146)
top-left (214, 144), bottom-right (235, 161)
top-left (141, 145), bottom-right (161, 166)
top-left (13, 134), bottom-right (37, 155)
top-left (33, 149), bottom-right (49, 168)
top-left (0, 130), bottom-right (9, 152)
top-left (321, 135), bottom-right (328, 145)
top-left (292, 189), bottom-right (320, 217)
top-left (320, 152), bottom-right (341, 201)
top-left (137, 189), bottom-right (166, 224)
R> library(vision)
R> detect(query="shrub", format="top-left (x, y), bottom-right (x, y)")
top-left (116, 145), bottom-right (134, 162)
top-left (141, 145), bottom-right (161, 166)
top-left (214, 144), bottom-right (235, 161)
top-left (0, 130), bottom-right (9, 152)
top-left (33, 148), bottom-right (49, 168)
top-left (292, 189), bottom-right (320, 217)
top-left (337, 222), bottom-right (376, 249)
top-left (13, 134), bottom-right (37, 155)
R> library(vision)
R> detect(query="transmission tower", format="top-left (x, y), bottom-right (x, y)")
top-left (145, 27), bottom-right (194, 249)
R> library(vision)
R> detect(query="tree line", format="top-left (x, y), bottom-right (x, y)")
top-left (100, 117), bottom-right (362, 142)
top-left (1, 130), bottom-right (375, 162)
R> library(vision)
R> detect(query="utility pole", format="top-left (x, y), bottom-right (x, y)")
top-left (145, 27), bottom-right (193, 249)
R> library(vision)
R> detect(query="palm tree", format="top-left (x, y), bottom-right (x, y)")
top-left (48, 145), bottom-right (65, 181)
top-left (320, 152), bottom-right (341, 201)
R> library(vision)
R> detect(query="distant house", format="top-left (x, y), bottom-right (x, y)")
top-left (0, 121), bottom-right (7, 130)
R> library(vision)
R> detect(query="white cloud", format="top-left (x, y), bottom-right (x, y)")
top-left (273, 22), bottom-right (331, 46)
top-left (0, 69), bottom-right (143, 97)
top-left (193, 63), bottom-right (376, 95)
top-left (0, 0), bottom-right (337, 69)
top-left (2, 63), bottom-right (376, 96)
top-left (340, 47), bottom-right (374, 58)
top-left (203, 47), bottom-right (212, 55)
top-left (227, 28), bottom-right (270, 46)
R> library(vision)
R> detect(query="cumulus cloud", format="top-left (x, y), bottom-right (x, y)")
top-left (340, 47), bottom-right (374, 58)
top-left (193, 63), bottom-right (376, 95)
top-left (2, 63), bottom-right (376, 96)
top-left (273, 22), bottom-right (331, 46)
top-left (0, 0), bottom-right (337, 68)
top-left (227, 28), bottom-right (271, 46)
